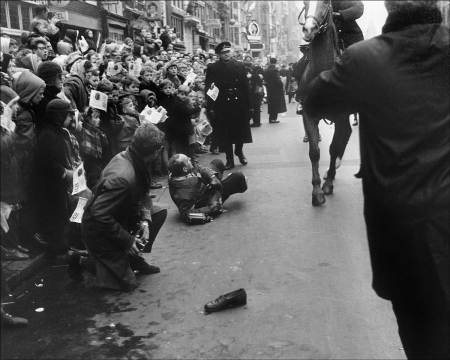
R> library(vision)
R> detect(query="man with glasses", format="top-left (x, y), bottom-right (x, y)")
top-left (30, 38), bottom-right (49, 62)
top-left (205, 42), bottom-right (252, 169)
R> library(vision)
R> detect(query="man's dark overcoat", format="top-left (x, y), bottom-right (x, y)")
top-left (264, 64), bottom-right (287, 115)
top-left (205, 59), bottom-right (252, 147)
top-left (304, 7), bottom-right (449, 311)
top-left (82, 149), bottom-right (155, 291)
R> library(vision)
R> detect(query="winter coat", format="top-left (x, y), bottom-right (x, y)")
top-left (304, 6), bottom-right (449, 306)
top-left (205, 59), bottom-right (252, 146)
top-left (332, 0), bottom-right (364, 48)
top-left (0, 128), bottom-right (21, 204)
top-left (264, 65), bottom-right (287, 115)
top-left (167, 97), bottom-right (196, 145)
top-left (82, 149), bottom-right (154, 290)
top-left (64, 74), bottom-right (89, 112)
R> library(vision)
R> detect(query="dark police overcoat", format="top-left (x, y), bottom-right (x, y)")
top-left (205, 59), bottom-right (252, 146)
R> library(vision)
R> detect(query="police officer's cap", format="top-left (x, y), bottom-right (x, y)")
top-left (215, 41), bottom-right (232, 54)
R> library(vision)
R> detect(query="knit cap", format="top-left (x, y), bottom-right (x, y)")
top-left (37, 61), bottom-right (62, 84)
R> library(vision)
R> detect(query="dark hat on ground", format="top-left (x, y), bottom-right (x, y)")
top-left (215, 41), bottom-right (232, 54)
top-left (37, 61), bottom-right (62, 84)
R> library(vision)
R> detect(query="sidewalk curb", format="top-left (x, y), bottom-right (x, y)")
top-left (3, 254), bottom-right (47, 291)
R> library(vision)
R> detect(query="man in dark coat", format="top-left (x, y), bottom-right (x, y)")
top-left (264, 58), bottom-right (287, 123)
top-left (304, 1), bottom-right (449, 358)
top-left (205, 41), bottom-right (252, 169)
top-left (81, 123), bottom-right (167, 291)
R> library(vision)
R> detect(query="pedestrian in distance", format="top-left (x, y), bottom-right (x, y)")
top-left (264, 58), bottom-right (287, 123)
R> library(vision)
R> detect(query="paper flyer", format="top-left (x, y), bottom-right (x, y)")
top-left (89, 90), bottom-right (108, 112)
top-left (69, 197), bottom-right (88, 223)
top-left (72, 163), bottom-right (87, 195)
top-left (207, 85), bottom-right (219, 101)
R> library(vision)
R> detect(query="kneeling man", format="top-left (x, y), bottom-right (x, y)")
top-left (168, 155), bottom-right (247, 224)
top-left (80, 123), bottom-right (167, 291)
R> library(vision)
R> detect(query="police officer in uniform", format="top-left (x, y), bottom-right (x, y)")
top-left (205, 42), bottom-right (252, 169)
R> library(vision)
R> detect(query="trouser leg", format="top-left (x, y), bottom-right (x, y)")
top-left (392, 296), bottom-right (449, 359)
top-left (234, 142), bottom-right (243, 156)
top-left (221, 172), bottom-right (248, 202)
top-left (143, 209), bottom-right (167, 253)
top-left (330, 116), bottom-right (352, 159)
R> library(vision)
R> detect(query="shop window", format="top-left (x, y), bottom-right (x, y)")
top-left (9, 3), bottom-right (20, 30)
top-left (21, 3), bottom-right (32, 32)
top-left (1, 2), bottom-right (8, 28)
top-left (170, 14), bottom-right (184, 40)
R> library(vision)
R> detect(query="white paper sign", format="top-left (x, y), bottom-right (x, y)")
top-left (140, 106), bottom-right (167, 125)
top-left (69, 197), bottom-right (88, 223)
top-left (72, 163), bottom-right (87, 195)
top-left (183, 71), bottom-right (197, 86)
top-left (106, 61), bottom-right (123, 76)
top-left (89, 90), bottom-right (108, 112)
top-left (129, 61), bottom-right (142, 78)
top-left (207, 84), bottom-right (219, 101)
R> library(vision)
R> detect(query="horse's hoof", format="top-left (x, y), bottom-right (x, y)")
top-left (312, 193), bottom-right (326, 206)
top-left (322, 183), bottom-right (334, 195)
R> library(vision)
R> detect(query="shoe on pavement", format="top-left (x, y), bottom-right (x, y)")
top-left (303, 135), bottom-right (309, 143)
top-left (131, 256), bottom-right (160, 275)
top-left (204, 288), bottom-right (247, 314)
top-left (235, 153), bottom-right (248, 166)
top-left (1, 309), bottom-right (28, 327)
top-left (269, 120), bottom-right (280, 123)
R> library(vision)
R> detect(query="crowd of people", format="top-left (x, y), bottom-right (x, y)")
top-left (0, 5), bottom-right (285, 326)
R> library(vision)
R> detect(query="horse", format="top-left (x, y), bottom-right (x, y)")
top-left (298, 0), bottom-right (352, 206)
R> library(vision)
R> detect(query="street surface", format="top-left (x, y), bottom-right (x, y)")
top-left (2, 101), bottom-right (405, 359)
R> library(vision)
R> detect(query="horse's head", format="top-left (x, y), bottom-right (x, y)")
top-left (299, 0), bottom-right (332, 42)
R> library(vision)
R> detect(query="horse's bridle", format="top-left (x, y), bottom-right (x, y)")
top-left (305, 2), bottom-right (331, 35)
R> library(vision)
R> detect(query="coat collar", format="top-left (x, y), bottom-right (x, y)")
top-left (382, 6), bottom-right (442, 34)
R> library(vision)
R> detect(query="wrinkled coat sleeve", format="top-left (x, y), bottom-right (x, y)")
top-left (88, 177), bottom-right (134, 250)
top-left (336, 1), bottom-right (364, 21)
top-left (304, 49), bottom-right (360, 118)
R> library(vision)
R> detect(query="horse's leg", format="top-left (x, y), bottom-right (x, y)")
top-left (323, 114), bottom-right (352, 195)
top-left (304, 113), bottom-right (325, 206)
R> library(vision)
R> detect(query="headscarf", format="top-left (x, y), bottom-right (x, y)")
top-left (70, 59), bottom-right (87, 78)
top-left (12, 70), bottom-right (46, 104)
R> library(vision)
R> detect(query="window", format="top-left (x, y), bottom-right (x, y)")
top-left (170, 14), bottom-right (184, 40)
top-left (172, 0), bottom-right (184, 10)
top-left (1, 2), bottom-right (8, 28)
top-left (9, 2), bottom-right (20, 30)
top-left (21, 2), bottom-right (33, 32)
top-left (109, 30), bottom-right (124, 43)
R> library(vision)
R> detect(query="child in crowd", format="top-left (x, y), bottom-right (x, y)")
top-left (115, 95), bottom-right (140, 153)
top-left (167, 84), bottom-right (197, 158)
top-left (77, 107), bottom-right (110, 189)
